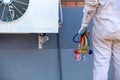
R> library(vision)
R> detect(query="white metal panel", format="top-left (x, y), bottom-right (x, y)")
top-left (0, 0), bottom-right (58, 33)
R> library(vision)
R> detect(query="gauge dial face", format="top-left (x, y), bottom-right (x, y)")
top-left (0, 0), bottom-right (29, 22)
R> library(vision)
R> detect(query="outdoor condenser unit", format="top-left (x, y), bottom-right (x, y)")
top-left (0, 0), bottom-right (60, 48)
top-left (0, 0), bottom-right (58, 33)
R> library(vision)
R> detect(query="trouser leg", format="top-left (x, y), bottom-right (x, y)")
top-left (93, 37), bottom-right (112, 80)
top-left (112, 40), bottom-right (120, 80)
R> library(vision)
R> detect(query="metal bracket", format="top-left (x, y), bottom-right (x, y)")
top-left (38, 33), bottom-right (49, 49)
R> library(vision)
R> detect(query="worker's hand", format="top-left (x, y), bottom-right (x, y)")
top-left (78, 24), bottom-right (88, 34)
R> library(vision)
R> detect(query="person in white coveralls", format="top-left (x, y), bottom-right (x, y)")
top-left (78, 0), bottom-right (120, 80)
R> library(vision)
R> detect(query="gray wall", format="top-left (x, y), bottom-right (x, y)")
top-left (59, 7), bottom-right (114, 80)
top-left (0, 7), bottom-right (114, 80)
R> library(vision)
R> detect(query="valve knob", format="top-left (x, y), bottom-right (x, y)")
top-left (89, 50), bottom-right (93, 54)
top-left (74, 48), bottom-right (79, 54)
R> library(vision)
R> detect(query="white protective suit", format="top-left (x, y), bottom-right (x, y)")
top-left (81, 0), bottom-right (120, 80)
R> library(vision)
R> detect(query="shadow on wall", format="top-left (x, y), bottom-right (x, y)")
top-left (0, 34), bottom-right (58, 49)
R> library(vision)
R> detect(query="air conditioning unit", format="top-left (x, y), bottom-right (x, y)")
top-left (0, 0), bottom-right (59, 33)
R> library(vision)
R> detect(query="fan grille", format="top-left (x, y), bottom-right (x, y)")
top-left (0, 0), bottom-right (29, 22)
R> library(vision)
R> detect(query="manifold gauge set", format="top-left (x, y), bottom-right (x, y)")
top-left (73, 30), bottom-right (93, 62)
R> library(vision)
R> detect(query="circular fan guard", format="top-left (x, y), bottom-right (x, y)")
top-left (0, 0), bottom-right (29, 22)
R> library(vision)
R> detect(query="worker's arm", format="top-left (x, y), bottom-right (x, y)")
top-left (78, 0), bottom-right (99, 34)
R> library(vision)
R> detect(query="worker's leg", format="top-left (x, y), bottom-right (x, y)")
top-left (112, 40), bottom-right (120, 80)
top-left (92, 37), bottom-right (112, 80)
